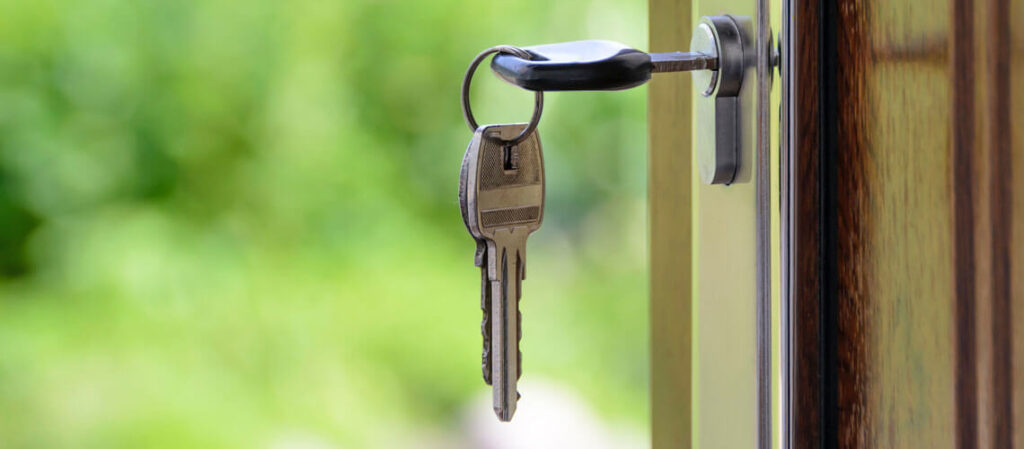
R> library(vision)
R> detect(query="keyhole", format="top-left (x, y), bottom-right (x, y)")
top-left (503, 144), bottom-right (519, 172)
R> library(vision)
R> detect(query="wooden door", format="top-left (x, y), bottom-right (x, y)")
top-left (784, 0), bottom-right (1024, 447)
top-left (649, 0), bottom-right (1024, 447)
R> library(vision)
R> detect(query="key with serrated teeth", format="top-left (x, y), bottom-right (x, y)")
top-left (459, 123), bottom-right (544, 421)
top-left (460, 141), bottom-right (493, 386)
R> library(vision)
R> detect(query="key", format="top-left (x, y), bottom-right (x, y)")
top-left (461, 123), bottom-right (544, 422)
top-left (459, 140), bottom-right (493, 385)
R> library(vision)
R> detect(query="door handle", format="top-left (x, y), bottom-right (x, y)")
top-left (488, 15), bottom-right (752, 185)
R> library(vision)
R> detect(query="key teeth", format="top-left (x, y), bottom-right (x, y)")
top-left (480, 260), bottom-right (492, 385)
top-left (517, 308), bottom-right (523, 379)
top-left (481, 268), bottom-right (492, 386)
top-left (516, 349), bottom-right (522, 380)
top-left (482, 335), bottom-right (491, 385)
top-left (481, 303), bottom-right (491, 385)
top-left (473, 239), bottom-right (486, 267)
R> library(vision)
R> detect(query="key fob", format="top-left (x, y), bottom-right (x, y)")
top-left (490, 40), bottom-right (653, 91)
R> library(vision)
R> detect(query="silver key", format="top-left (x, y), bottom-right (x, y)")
top-left (460, 137), bottom-right (494, 386)
top-left (461, 123), bottom-right (544, 421)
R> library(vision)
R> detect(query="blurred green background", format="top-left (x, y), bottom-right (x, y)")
top-left (0, 0), bottom-right (649, 447)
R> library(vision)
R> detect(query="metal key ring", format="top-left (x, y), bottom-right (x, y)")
top-left (461, 45), bottom-right (544, 145)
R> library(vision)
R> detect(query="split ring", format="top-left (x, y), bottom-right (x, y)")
top-left (460, 45), bottom-right (544, 145)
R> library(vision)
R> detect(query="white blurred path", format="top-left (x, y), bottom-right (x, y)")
top-left (461, 379), bottom-right (647, 449)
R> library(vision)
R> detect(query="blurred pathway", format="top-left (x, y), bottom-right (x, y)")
top-left (460, 379), bottom-right (646, 449)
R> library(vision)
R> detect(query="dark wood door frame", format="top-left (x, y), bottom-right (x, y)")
top-left (781, 0), bottom-right (828, 445)
top-left (783, 0), bottom-right (1018, 447)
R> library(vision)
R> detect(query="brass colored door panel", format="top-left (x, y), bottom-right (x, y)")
top-left (648, 1), bottom-right (694, 447)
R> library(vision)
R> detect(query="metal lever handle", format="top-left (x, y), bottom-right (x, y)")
top-left (490, 40), bottom-right (718, 91)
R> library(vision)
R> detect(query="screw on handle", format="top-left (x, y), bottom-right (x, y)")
top-left (490, 40), bottom-right (719, 91)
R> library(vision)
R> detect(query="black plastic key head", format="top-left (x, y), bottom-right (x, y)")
top-left (490, 40), bottom-right (652, 91)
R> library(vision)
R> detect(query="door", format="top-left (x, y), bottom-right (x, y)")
top-left (783, 0), bottom-right (1024, 447)
top-left (649, 0), bottom-right (1024, 448)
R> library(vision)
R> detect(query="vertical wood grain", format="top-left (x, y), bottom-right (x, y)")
top-left (648, 0), bottom-right (691, 447)
top-left (792, 0), bottom-right (977, 446)
top-left (972, 0), bottom-right (1017, 447)
top-left (983, 1), bottom-right (1014, 447)
top-left (832, 0), bottom-right (964, 443)
top-left (789, 0), bottom-right (1023, 446)
top-left (788, 0), bottom-right (825, 446)
top-left (964, 0), bottom-right (1017, 445)
top-left (953, 0), bottom-right (980, 446)
top-left (1012, 0), bottom-right (1024, 439)
top-left (1011, 1), bottom-right (1024, 446)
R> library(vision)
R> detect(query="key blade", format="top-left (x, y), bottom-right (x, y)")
top-left (491, 246), bottom-right (521, 421)
top-left (649, 51), bottom-right (719, 72)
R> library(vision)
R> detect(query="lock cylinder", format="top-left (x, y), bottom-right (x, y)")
top-left (691, 15), bottom-right (747, 185)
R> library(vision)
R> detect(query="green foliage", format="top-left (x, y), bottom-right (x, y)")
top-left (0, 0), bottom-right (648, 446)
